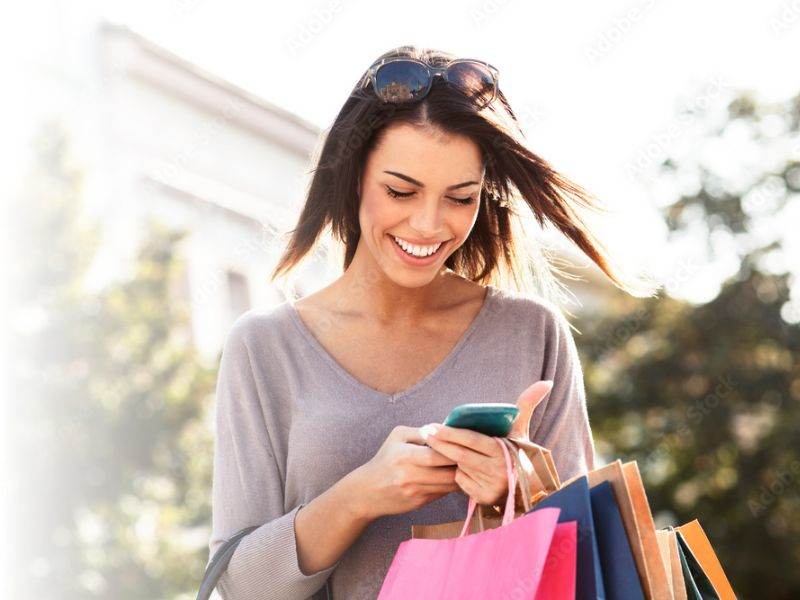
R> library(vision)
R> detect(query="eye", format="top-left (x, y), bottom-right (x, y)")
top-left (386, 185), bottom-right (475, 206)
top-left (386, 186), bottom-right (414, 199)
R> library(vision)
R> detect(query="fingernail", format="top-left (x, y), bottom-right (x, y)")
top-left (420, 423), bottom-right (441, 440)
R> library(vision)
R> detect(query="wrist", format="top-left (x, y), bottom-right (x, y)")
top-left (338, 467), bottom-right (377, 524)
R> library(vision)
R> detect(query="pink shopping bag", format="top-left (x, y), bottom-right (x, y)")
top-left (378, 437), bottom-right (569, 600)
top-left (536, 520), bottom-right (578, 600)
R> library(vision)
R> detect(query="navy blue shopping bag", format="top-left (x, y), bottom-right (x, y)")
top-left (527, 476), bottom-right (606, 600)
top-left (589, 480), bottom-right (645, 600)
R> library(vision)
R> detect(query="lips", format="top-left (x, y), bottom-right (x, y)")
top-left (391, 235), bottom-right (443, 257)
top-left (388, 233), bottom-right (449, 265)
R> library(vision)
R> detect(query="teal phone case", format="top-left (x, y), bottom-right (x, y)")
top-left (442, 403), bottom-right (519, 437)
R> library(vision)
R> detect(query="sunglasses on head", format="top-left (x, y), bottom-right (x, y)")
top-left (358, 57), bottom-right (500, 109)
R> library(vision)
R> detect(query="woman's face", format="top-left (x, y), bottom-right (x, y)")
top-left (355, 123), bottom-right (484, 286)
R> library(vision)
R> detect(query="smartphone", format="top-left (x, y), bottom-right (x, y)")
top-left (442, 403), bottom-right (519, 437)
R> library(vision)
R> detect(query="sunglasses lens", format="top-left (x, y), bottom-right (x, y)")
top-left (374, 61), bottom-right (431, 103)
top-left (446, 62), bottom-right (496, 107)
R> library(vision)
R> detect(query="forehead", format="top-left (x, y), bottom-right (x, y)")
top-left (366, 123), bottom-right (484, 182)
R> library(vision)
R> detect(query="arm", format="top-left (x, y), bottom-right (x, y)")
top-left (293, 468), bottom-right (374, 576)
top-left (208, 318), bottom-right (372, 600)
top-left (529, 305), bottom-right (597, 482)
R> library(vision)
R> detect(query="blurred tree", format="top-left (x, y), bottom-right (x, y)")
top-left (579, 90), bottom-right (800, 598)
top-left (7, 120), bottom-right (217, 599)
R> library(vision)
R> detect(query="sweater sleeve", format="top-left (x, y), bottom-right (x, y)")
top-left (207, 317), bottom-right (338, 600)
top-left (530, 305), bottom-right (597, 483)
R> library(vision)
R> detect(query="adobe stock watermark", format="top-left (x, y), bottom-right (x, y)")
top-left (767, 0), bottom-right (800, 34)
top-left (742, 175), bottom-right (785, 215)
top-left (638, 373), bottom-right (738, 476)
top-left (593, 256), bottom-right (703, 358)
top-left (499, 519), bottom-right (589, 599)
top-left (322, 101), bottom-right (400, 171)
top-left (284, 0), bottom-right (344, 57)
top-left (516, 103), bottom-right (547, 136)
top-left (624, 76), bottom-right (728, 183)
top-left (191, 230), bottom-right (272, 307)
top-left (167, 0), bottom-right (208, 23)
top-left (584, 0), bottom-right (662, 65)
top-left (140, 96), bottom-right (248, 207)
top-left (469, 0), bottom-right (513, 28)
top-left (748, 460), bottom-right (800, 517)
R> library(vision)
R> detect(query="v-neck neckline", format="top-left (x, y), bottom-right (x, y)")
top-left (285, 284), bottom-right (498, 402)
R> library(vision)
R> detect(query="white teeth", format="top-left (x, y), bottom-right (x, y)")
top-left (392, 235), bottom-right (443, 257)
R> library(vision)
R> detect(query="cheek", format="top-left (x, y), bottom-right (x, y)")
top-left (359, 191), bottom-right (385, 225)
top-left (359, 191), bottom-right (401, 232)
top-left (457, 204), bottom-right (481, 238)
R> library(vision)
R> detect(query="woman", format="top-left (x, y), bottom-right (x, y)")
top-left (207, 45), bottom-right (657, 600)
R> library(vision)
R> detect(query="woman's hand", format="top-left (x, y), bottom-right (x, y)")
top-left (421, 424), bottom-right (509, 505)
top-left (421, 380), bottom-right (555, 505)
top-left (350, 425), bottom-right (461, 521)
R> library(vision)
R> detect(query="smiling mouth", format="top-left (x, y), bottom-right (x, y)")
top-left (390, 234), bottom-right (451, 258)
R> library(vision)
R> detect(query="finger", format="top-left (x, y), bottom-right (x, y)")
top-left (426, 437), bottom-right (500, 482)
top-left (405, 443), bottom-right (458, 467)
top-left (454, 466), bottom-right (489, 502)
top-left (508, 380), bottom-right (554, 440)
top-left (427, 424), bottom-right (498, 457)
top-left (450, 446), bottom-right (507, 489)
top-left (415, 465), bottom-right (458, 487)
top-left (395, 424), bottom-right (436, 446)
top-left (425, 437), bottom-right (470, 466)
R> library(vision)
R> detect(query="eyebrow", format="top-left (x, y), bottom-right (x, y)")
top-left (383, 170), bottom-right (480, 191)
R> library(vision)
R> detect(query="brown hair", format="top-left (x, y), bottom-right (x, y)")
top-left (270, 45), bottom-right (660, 309)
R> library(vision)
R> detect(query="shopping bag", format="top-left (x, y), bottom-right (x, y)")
top-left (674, 528), bottom-right (721, 600)
top-left (590, 480), bottom-right (645, 600)
top-left (506, 435), bottom-right (562, 491)
top-left (505, 437), bottom-right (577, 600)
top-left (621, 461), bottom-right (672, 599)
top-left (580, 459), bottom-right (671, 599)
top-left (675, 520), bottom-right (736, 600)
top-left (535, 520), bottom-right (578, 600)
top-left (380, 437), bottom-right (566, 599)
top-left (527, 475), bottom-right (606, 600)
top-left (656, 528), bottom-right (683, 600)
top-left (665, 528), bottom-right (689, 600)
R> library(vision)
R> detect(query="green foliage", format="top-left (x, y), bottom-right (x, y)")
top-left (7, 120), bottom-right (217, 599)
top-left (580, 90), bottom-right (800, 598)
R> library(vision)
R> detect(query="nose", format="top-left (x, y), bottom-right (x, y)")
top-left (407, 195), bottom-right (446, 238)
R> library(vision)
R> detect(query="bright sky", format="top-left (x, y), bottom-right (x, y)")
top-left (9, 0), bottom-right (800, 309)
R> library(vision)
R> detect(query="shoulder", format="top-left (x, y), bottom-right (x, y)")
top-left (490, 286), bottom-right (572, 339)
top-left (222, 302), bottom-right (294, 354)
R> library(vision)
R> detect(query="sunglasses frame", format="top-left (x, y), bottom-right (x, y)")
top-left (358, 57), bottom-right (500, 109)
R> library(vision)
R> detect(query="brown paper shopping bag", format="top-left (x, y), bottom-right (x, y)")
top-left (622, 461), bottom-right (672, 599)
top-left (656, 528), bottom-right (689, 600)
top-left (675, 519), bottom-right (736, 600)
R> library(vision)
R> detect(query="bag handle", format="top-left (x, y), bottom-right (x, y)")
top-left (196, 525), bottom-right (259, 600)
top-left (501, 437), bottom-right (534, 512)
top-left (458, 436), bottom-right (518, 537)
top-left (476, 437), bottom-right (542, 523)
top-left (196, 525), bottom-right (333, 600)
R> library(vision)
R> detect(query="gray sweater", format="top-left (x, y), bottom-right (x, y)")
top-left (207, 283), bottom-right (596, 599)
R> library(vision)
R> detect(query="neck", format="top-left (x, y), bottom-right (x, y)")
top-left (332, 259), bottom-right (458, 325)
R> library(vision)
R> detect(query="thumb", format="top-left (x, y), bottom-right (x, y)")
top-left (394, 423), bottom-right (442, 446)
top-left (508, 380), bottom-right (554, 440)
